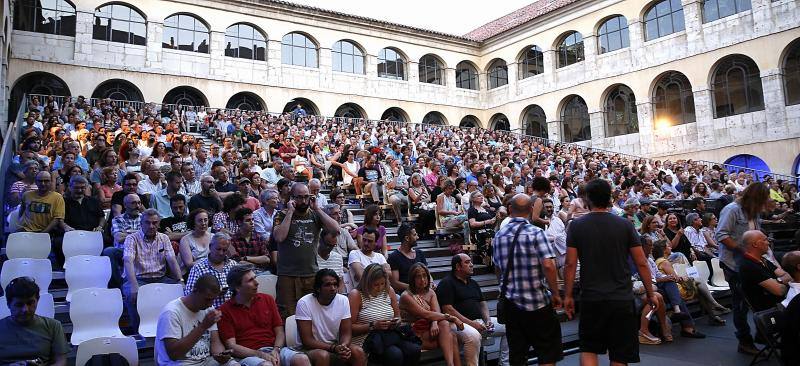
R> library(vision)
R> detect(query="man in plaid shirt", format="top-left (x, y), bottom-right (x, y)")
top-left (103, 193), bottom-right (143, 288)
top-left (230, 208), bottom-right (271, 272)
top-left (492, 194), bottom-right (562, 366)
top-left (185, 232), bottom-right (238, 308)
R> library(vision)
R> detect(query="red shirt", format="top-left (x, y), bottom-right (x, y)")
top-left (218, 293), bottom-right (283, 349)
top-left (278, 145), bottom-right (297, 163)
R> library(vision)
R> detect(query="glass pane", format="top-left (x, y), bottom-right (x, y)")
top-left (332, 52), bottom-right (341, 71)
top-left (342, 41), bottom-right (353, 54)
top-left (225, 36), bottom-right (238, 57)
top-left (293, 33), bottom-right (304, 45)
top-left (656, 1), bottom-right (671, 17)
top-left (342, 54), bottom-right (354, 73)
top-left (704, 0), bottom-right (720, 22)
top-left (110, 19), bottom-right (129, 43)
top-left (163, 27), bottom-right (178, 49)
top-left (130, 22), bottom-right (146, 45)
top-left (397, 62), bottom-right (405, 79)
top-left (608, 32), bottom-right (622, 51)
top-left (93, 16), bottom-right (109, 40)
top-left (178, 15), bottom-right (193, 30)
top-left (240, 25), bottom-right (254, 39)
top-left (719, 0), bottom-right (735, 18)
top-left (645, 20), bottom-right (659, 40)
top-left (738, 0), bottom-right (751, 11)
top-left (282, 43), bottom-right (292, 64)
top-left (658, 14), bottom-right (674, 36)
top-left (112, 4), bottom-right (129, 20)
top-left (307, 49), bottom-right (317, 67)
top-left (195, 31), bottom-right (209, 53)
top-left (164, 16), bottom-right (177, 27)
top-left (226, 25), bottom-right (238, 37)
top-left (239, 38), bottom-right (253, 59)
top-left (621, 27), bottom-right (630, 48)
top-left (606, 17), bottom-right (620, 32)
top-left (355, 56), bottom-right (364, 74)
top-left (673, 10), bottom-right (685, 32)
top-left (293, 46), bottom-right (305, 66)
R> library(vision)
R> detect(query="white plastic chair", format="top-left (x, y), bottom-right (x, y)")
top-left (63, 230), bottom-right (104, 259)
top-left (75, 336), bottom-right (139, 366)
top-left (710, 258), bottom-right (730, 289)
top-left (285, 315), bottom-right (299, 348)
top-left (0, 293), bottom-right (55, 319)
top-left (6, 232), bottom-right (51, 259)
top-left (694, 261), bottom-right (728, 291)
top-left (65, 255), bottom-right (111, 302)
top-left (137, 283), bottom-right (184, 337)
top-left (673, 263), bottom-right (688, 278)
top-left (0, 258), bottom-right (52, 294)
top-left (70, 288), bottom-right (124, 345)
top-left (256, 274), bottom-right (278, 298)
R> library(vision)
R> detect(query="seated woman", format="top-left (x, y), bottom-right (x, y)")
top-left (331, 187), bottom-right (358, 231)
top-left (178, 209), bottom-right (212, 271)
top-left (652, 240), bottom-right (729, 325)
top-left (349, 264), bottom-right (421, 366)
top-left (635, 237), bottom-right (671, 345)
top-left (435, 180), bottom-right (467, 231)
top-left (399, 263), bottom-right (463, 366)
top-left (467, 191), bottom-right (496, 266)
top-left (408, 173), bottom-right (435, 238)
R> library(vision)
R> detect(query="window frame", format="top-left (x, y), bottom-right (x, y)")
top-left (162, 13), bottom-right (210, 53)
top-left (419, 55), bottom-right (445, 85)
top-left (487, 59), bottom-right (509, 89)
top-left (604, 85), bottom-right (640, 137)
top-left (224, 23), bottom-right (267, 61)
top-left (377, 48), bottom-right (406, 80)
top-left (557, 32), bottom-right (585, 68)
top-left (644, 0), bottom-right (686, 41)
top-left (455, 61), bottom-right (479, 90)
top-left (598, 15), bottom-right (630, 54)
top-left (281, 32), bottom-right (318, 68)
top-left (93, 3), bottom-right (146, 45)
top-left (703, 0), bottom-right (752, 23)
top-left (711, 57), bottom-right (764, 118)
top-left (523, 105), bottom-right (549, 139)
top-left (518, 46), bottom-right (544, 80)
top-left (13, 0), bottom-right (77, 36)
top-left (332, 40), bottom-right (365, 74)
top-left (652, 71), bottom-right (696, 126)
top-left (561, 96), bottom-right (591, 142)
top-left (784, 42), bottom-right (800, 106)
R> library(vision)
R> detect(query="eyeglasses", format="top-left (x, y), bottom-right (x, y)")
top-left (293, 195), bottom-right (310, 200)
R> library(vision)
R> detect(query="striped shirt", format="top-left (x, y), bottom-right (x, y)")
top-left (352, 291), bottom-right (394, 346)
top-left (123, 230), bottom-right (175, 279)
top-left (492, 217), bottom-right (555, 312)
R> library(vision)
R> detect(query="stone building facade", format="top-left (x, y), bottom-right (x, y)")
top-left (4, 0), bottom-right (800, 176)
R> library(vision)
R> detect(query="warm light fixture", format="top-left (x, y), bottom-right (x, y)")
top-left (655, 118), bottom-right (671, 131)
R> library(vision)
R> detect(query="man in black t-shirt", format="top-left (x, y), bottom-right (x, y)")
top-left (63, 175), bottom-right (105, 231)
top-left (564, 179), bottom-right (660, 365)
top-left (437, 253), bottom-right (508, 366)
top-left (357, 156), bottom-right (382, 202)
top-left (739, 230), bottom-right (787, 312)
top-left (188, 176), bottom-right (223, 216)
top-left (160, 194), bottom-right (189, 243)
top-left (387, 223), bottom-right (427, 293)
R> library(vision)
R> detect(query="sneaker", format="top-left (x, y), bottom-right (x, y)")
top-left (738, 342), bottom-right (760, 355)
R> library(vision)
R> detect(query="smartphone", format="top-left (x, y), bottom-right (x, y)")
top-left (217, 349), bottom-right (233, 357)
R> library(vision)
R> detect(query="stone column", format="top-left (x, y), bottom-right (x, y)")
top-left (628, 17), bottom-right (646, 69)
top-left (692, 88), bottom-right (717, 147)
top-left (542, 50), bottom-right (556, 87)
top-left (681, 0), bottom-right (705, 54)
top-left (365, 54), bottom-right (378, 79)
top-left (589, 110), bottom-right (605, 148)
top-left (208, 31), bottom-right (225, 79)
top-left (408, 61), bottom-right (419, 83)
top-left (145, 20), bottom-right (163, 69)
top-left (547, 120), bottom-right (562, 142)
top-left (73, 10), bottom-right (94, 63)
top-left (318, 46), bottom-right (332, 89)
top-left (266, 39), bottom-right (282, 84)
top-left (507, 62), bottom-right (518, 98)
top-left (750, 0), bottom-right (775, 36)
top-left (636, 101), bottom-right (656, 156)
top-left (761, 68), bottom-right (789, 138)
top-left (583, 35), bottom-right (599, 77)
top-left (445, 67), bottom-right (456, 89)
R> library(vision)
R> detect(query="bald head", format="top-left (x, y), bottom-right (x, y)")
top-left (742, 230), bottom-right (768, 255)
top-left (35, 171), bottom-right (52, 194)
top-left (509, 194), bottom-right (532, 218)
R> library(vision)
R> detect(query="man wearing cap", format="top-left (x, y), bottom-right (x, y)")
top-left (636, 198), bottom-right (653, 223)
top-left (237, 177), bottom-right (261, 211)
top-left (621, 197), bottom-right (642, 230)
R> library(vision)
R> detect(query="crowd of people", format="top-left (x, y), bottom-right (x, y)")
top-left (1, 92), bottom-right (800, 365)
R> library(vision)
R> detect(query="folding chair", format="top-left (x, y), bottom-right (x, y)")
top-left (6, 232), bottom-right (51, 259)
top-left (0, 258), bottom-right (52, 294)
top-left (75, 336), bottom-right (139, 366)
top-left (65, 255), bottom-right (112, 302)
top-left (710, 258), bottom-right (731, 289)
top-left (750, 307), bottom-right (785, 366)
top-left (70, 288), bottom-right (125, 345)
top-left (137, 283), bottom-right (184, 337)
top-left (63, 230), bottom-right (104, 259)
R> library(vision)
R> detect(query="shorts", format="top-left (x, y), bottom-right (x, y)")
top-left (505, 303), bottom-right (563, 364)
top-left (578, 300), bottom-right (639, 364)
top-left (239, 346), bottom-right (302, 366)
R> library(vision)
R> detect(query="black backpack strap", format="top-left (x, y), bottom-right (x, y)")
top-left (500, 222), bottom-right (527, 298)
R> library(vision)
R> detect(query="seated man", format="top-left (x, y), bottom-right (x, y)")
top-left (186, 233), bottom-right (239, 308)
top-left (316, 229), bottom-right (346, 294)
top-left (104, 193), bottom-right (143, 288)
top-left (18, 171), bottom-right (66, 263)
top-left (296, 269), bottom-right (366, 366)
top-left (230, 208), bottom-right (271, 272)
top-left (156, 274), bottom-right (237, 366)
top-left (62, 175), bottom-right (105, 232)
top-left (218, 264), bottom-right (307, 366)
top-left (739, 230), bottom-right (788, 312)
top-left (437, 253), bottom-right (507, 366)
top-left (0, 277), bottom-right (69, 366)
top-left (161, 194), bottom-right (191, 244)
top-left (387, 223), bottom-right (427, 294)
top-left (323, 204), bottom-right (358, 259)
top-left (123, 208), bottom-right (184, 332)
top-left (347, 228), bottom-right (389, 288)
top-left (111, 173), bottom-right (149, 218)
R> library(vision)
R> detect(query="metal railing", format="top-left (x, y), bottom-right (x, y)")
top-left (18, 94), bottom-right (800, 183)
top-left (0, 94), bottom-right (26, 241)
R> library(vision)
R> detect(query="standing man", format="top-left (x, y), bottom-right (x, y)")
top-left (186, 233), bottom-right (238, 308)
top-left (123, 209), bottom-right (184, 331)
top-left (155, 274), bottom-right (235, 366)
top-left (493, 194), bottom-right (562, 366)
top-left (564, 179), bottom-right (657, 366)
top-left (438, 253), bottom-right (508, 366)
top-left (715, 182), bottom-right (772, 355)
top-left (272, 183), bottom-right (340, 317)
top-left (0, 278), bottom-right (69, 366)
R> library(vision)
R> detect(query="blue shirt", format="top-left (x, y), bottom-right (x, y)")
top-left (492, 217), bottom-right (555, 311)
top-left (150, 188), bottom-right (188, 219)
top-left (715, 201), bottom-right (760, 272)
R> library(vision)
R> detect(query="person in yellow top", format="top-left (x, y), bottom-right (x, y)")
top-left (19, 171), bottom-right (65, 233)
top-left (770, 182), bottom-right (786, 203)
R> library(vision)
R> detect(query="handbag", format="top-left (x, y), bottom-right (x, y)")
top-left (496, 222), bottom-right (527, 324)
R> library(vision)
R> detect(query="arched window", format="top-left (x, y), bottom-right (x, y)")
top-left (282, 33), bottom-right (318, 67)
top-left (598, 16), bottom-right (629, 54)
top-left (644, 0), bottom-right (685, 41)
top-left (523, 105), bottom-right (548, 139)
top-left (13, 0), bottom-right (76, 36)
top-left (653, 71), bottom-right (696, 127)
top-left (332, 40), bottom-right (365, 74)
top-left (335, 103), bottom-right (366, 119)
top-left (490, 114), bottom-right (510, 131)
top-left (518, 46), bottom-right (544, 80)
top-left (557, 32), bottom-right (584, 68)
top-left (93, 3), bottom-right (146, 45)
top-left (378, 48), bottom-right (405, 80)
top-left (419, 55), bottom-right (444, 85)
top-left (460, 116), bottom-right (481, 128)
top-left (163, 86), bottom-right (207, 107)
top-left (704, 0), bottom-right (751, 23)
top-left (283, 98), bottom-right (319, 115)
top-left (783, 41), bottom-right (800, 106)
top-left (91, 79), bottom-right (143, 102)
top-left (422, 111), bottom-right (446, 125)
top-left (712, 56), bottom-right (764, 118)
top-left (605, 85), bottom-right (639, 137)
top-left (381, 107), bottom-right (408, 122)
top-left (162, 14), bottom-right (209, 53)
top-left (456, 62), bottom-right (478, 90)
top-left (561, 96), bottom-right (591, 142)
top-left (225, 24), bottom-right (266, 61)
top-left (487, 59), bottom-right (508, 89)
top-left (226, 92), bottom-right (264, 111)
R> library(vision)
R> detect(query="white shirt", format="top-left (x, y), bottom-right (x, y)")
top-left (156, 298), bottom-right (217, 366)
top-left (544, 216), bottom-right (567, 256)
top-left (138, 177), bottom-right (164, 196)
top-left (684, 226), bottom-right (708, 250)
top-left (782, 282), bottom-right (800, 308)
top-left (348, 250), bottom-right (387, 287)
top-left (253, 207), bottom-right (277, 241)
top-left (317, 252), bottom-right (345, 292)
top-left (295, 293), bottom-right (351, 345)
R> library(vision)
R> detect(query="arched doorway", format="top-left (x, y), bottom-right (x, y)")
top-left (334, 103), bottom-right (366, 119)
top-left (422, 111), bottom-right (447, 125)
top-left (10, 72), bottom-right (71, 116)
top-left (521, 105), bottom-right (548, 139)
top-left (725, 154), bottom-right (771, 181)
top-left (282, 97), bottom-right (319, 115)
top-left (381, 107), bottom-right (409, 122)
top-left (226, 92), bottom-right (264, 111)
top-left (162, 86), bottom-right (208, 107)
top-left (91, 79), bottom-right (144, 102)
top-left (489, 113), bottom-right (510, 131)
top-left (459, 115), bottom-right (481, 128)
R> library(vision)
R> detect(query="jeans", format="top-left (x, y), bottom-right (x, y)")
top-left (239, 346), bottom-right (300, 366)
top-left (723, 266), bottom-right (753, 344)
top-left (656, 281), bottom-right (694, 327)
top-left (367, 338), bottom-right (421, 366)
top-left (122, 276), bottom-right (180, 333)
top-left (102, 246), bottom-right (124, 289)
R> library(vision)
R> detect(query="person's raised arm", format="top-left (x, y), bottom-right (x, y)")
top-left (399, 292), bottom-right (447, 321)
top-left (313, 199), bottom-right (340, 234)
top-left (272, 203), bottom-right (294, 243)
top-left (164, 309), bottom-right (221, 360)
top-left (350, 261), bottom-right (365, 284)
